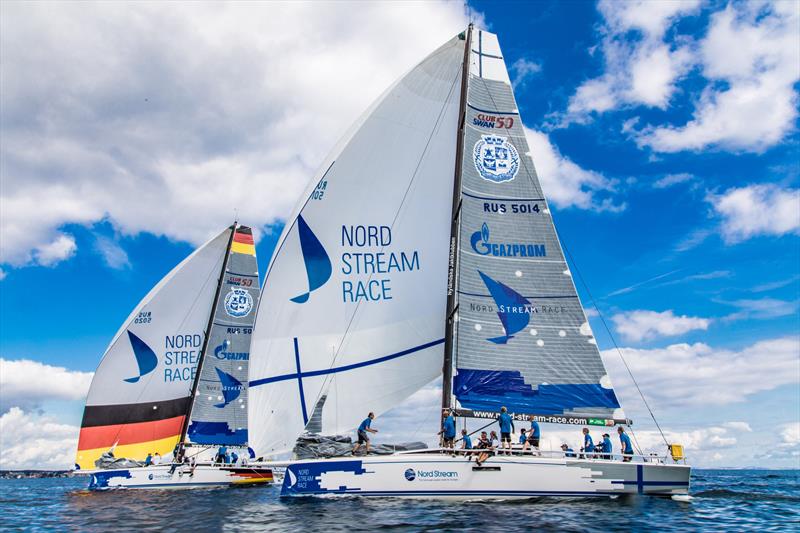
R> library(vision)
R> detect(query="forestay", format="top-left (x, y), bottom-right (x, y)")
top-left (451, 29), bottom-right (624, 423)
top-left (248, 35), bottom-right (465, 455)
top-left (76, 229), bottom-right (231, 469)
top-left (187, 226), bottom-right (260, 446)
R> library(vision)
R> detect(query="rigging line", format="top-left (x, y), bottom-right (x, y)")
top-left (557, 230), bottom-right (670, 449)
top-left (306, 60), bottom-right (464, 412)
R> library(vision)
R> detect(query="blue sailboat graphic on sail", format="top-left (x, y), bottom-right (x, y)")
top-left (123, 330), bottom-right (158, 383)
top-left (214, 367), bottom-right (244, 408)
top-left (291, 215), bottom-right (332, 303)
top-left (478, 270), bottom-right (532, 344)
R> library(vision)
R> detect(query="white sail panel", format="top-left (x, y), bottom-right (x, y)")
top-left (76, 229), bottom-right (231, 469)
top-left (248, 35), bottom-right (465, 456)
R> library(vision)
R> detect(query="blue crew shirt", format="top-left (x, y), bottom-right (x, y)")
top-left (620, 432), bottom-right (633, 453)
top-left (443, 415), bottom-right (456, 439)
top-left (519, 433), bottom-right (527, 444)
top-left (358, 417), bottom-right (371, 432)
top-left (564, 447), bottom-right (576, 458)
top-left (462, 435), bottom-right (473, 449)
top-left (584, 433), bottom-right (594, 452)
top-left (498, 412), bottom-right (514, 433)
top-left (530, 421), bottom-right (541, 439)
top-left (602, 436), bottom-right (612, 453)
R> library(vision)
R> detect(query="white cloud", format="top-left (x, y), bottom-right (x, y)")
top-left (525, 127), bottom-right (623, 212)
top-left (0, 2), bottom-right (474, 269)
top-left (0, 268), bottom-right (6, 281)
top-left (93, 234), bottom-right (131, 270)
top-left (779, 421), bottom-right (800, 447)
top-left (639, 2), bottom-right (800, 152)
top-left (723, 421), bottom-right (752, 433)
top-left (721, 298), bottom-right (800, 321)
top-left (611, 309), bottom-right (710, 342)
top-left (510, 57), bottom-right (542, 88)
top-left (0, 407), bottom-right (80, 470)
top-left (602, 336), bottom-right (800, 408)
top-left (710, 184), bottom-right (800, 243)
top-left (653, 173), bottom-right (693, 189)
top-left (563, 0), bottom-right (700, 122)
top-left (0, 358), bottom-right (93, 411)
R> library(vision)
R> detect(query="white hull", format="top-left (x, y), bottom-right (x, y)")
top-left (281, 451), bottom-right (690, 499)
top-left (80, 463), bottom-right (273, 490)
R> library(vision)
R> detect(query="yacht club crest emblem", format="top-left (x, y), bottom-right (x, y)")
top-left (473, 134), bottom-right (519, 183)
top-left (224, 287), bottom-right (253, 318)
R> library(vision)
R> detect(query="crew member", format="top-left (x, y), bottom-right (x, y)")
top-left (497, 407), bottom-right (515, 455)
top-left (352, 412), bottom-right (378, 455)
top-left (439, 409), bottom-right (456, 449)
top-left (618, 426), bottom-right (634, 462)
top-left (581, 428), bottom-right (595, 458)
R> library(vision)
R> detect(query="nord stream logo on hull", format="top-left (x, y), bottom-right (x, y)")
top-left (213, 339), bottom-right (249, 361)
top-left (291, 215), bottom-right (332, 304)
top-left (470, 223), bottom-right (546, 258)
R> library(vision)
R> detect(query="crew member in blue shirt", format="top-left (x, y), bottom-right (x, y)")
top-left (144, 452), bottom-right (153, 466)
top-left (601, 434), bottom-right (613, 459)
top-left (352, 412), bottom-right (378, 455)
top-left (460, 428), bottom-right (473, 459)
top-left (581, 428), bottom-right (595, 458)
top-left (497, 407), bottom-right (515, 455)
top-left (439, 409), bottom-right (457, 449)
top-left (560, 443), bottom-right (576, 458)
top-left (618, 426), bottom-right (634, 461)
top-left (519, 428), bottom-right (527, 445)
top-left (523, 419), bottom-right (541, 453)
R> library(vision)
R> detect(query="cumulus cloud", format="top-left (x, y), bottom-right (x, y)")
top-left (611, 309), bottom-right (710, 342)
top-left (511, 57), bottom-right (542, 88)
top-left (709, 184), bottom-right (800, 243)
top-left (525, 127), bottom-right (623, 212)
top-left (653, 173), bottom-right (694, 189)
top-left (0, 358), bottom-right (93, 411)
top-left (0, 2), bottom-right (473, 269)
top-left (602, 336), bottom-right (800, 408)
top-left (638, 2), bottom-right (800, 152)
top-left (0, 407), bottom-right (80, 470)
top-left (562, 0), bottom-right (699, 122)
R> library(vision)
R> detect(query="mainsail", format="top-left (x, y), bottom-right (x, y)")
top-left (76, 224), bottom-right (259, 469)
top-left (448, 28), bottom-right (624, 423)
top-left (185, 226), bottom-right (260, 446)
top-left (247, 35), bottom-right (466, 455)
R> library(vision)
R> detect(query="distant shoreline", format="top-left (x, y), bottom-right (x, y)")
top-left (0, 470), bottom-right (74, 479)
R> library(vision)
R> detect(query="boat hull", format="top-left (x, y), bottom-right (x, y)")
top-left (281, 453), bottom-right (690, 499)
top-left (80, 464), bottom-right (273, 490)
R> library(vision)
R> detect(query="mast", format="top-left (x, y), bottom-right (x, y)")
top-left (441, 24), bottom-right (472, 414)
top-left (178, 223), bottom-right (237, 445)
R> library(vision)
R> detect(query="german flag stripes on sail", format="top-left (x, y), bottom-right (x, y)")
top-left (75, 397), bottom-right (189, 470)
top-left (231, 226), bottom-right (255, 256)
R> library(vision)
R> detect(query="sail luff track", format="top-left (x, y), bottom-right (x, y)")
top-left (441, 25), bottom-right (473, 414)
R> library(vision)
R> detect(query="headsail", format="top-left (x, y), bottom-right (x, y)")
top-left (75, 228), bottom-right (232, 469)
top-left (449, 29), bottom-right (624, 423)
top-left (248, 34), bottom-right (466, 455)
top-left (186, 226), bottom-right (260, 446)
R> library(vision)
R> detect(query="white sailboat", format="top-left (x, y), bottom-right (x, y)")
top-left (74, 224), bottom-right (273, 489)
top-left (249, 25), bottom-right (690, 499)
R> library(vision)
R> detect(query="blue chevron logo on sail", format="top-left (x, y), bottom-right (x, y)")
top-left (123, 330), bottom-right (158, 383)
top-left (477, 270), bottom-right (532, 344)
top-left (214, 367), bottom-right (244, 408)
top-left (291, 215), bottom-right (332, 303)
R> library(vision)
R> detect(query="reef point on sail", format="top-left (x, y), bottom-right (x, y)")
top-left (340, 225), bottom-right (420, 302)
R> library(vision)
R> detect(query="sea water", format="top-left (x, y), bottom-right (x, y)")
top-left (1, 470), bottom-right (797, 532)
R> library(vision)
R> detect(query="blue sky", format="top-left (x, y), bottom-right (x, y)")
top-left (1, 1), bottom-right (798, 469)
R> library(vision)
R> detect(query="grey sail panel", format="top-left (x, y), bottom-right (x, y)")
top-left (187, 225), bottom-right (260, 446)
top-left (452, 29), bottom-right (623, 422)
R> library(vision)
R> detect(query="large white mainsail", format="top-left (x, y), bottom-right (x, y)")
top-left (448, 29), bottom-right (625, 423)
top-left (76, 229), bottom-right (231, 469)
top-left (248, 35), bottom-right (466, 455)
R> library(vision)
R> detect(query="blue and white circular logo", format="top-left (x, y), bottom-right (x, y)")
top-left (148, 473), bottom-right (154, 480)
top-left (473, 134), bottom-right (520, 183)
top-left (404, 468), bottom-right (416, 481)
top-left (224, 287), bottom-right (253, 318)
